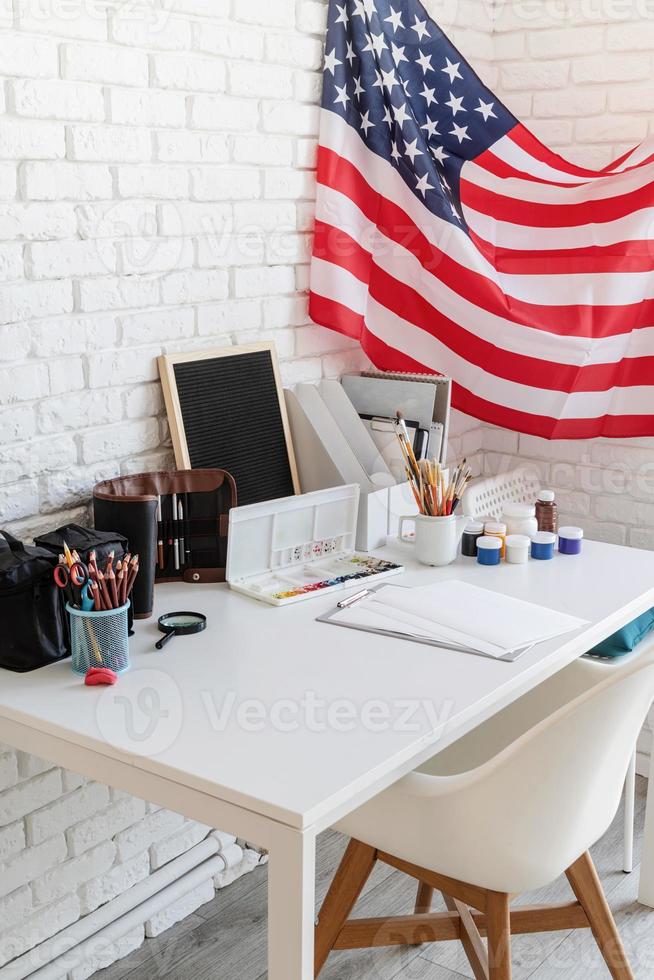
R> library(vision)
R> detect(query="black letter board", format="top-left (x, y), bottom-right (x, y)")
top-left (159, 343), bottom-right (300, 506)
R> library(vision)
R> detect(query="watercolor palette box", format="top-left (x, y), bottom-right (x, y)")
top-left (226, 485), bottom-right (404, 606)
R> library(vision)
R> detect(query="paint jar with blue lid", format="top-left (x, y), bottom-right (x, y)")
top-left (559, 526), bottom-right (583, 555)
top-left (477, 536), bottom-right (502, 566)
top-left (531, 531), bottom-right (556, 561)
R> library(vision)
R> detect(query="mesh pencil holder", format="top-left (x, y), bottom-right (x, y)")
top-left (67, 603), bottom-right (131, 676)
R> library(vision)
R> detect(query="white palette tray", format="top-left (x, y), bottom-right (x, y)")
top-left (226, 485), bottom-right (404, 606)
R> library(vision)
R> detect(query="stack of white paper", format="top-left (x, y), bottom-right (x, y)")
top-left (327, 581), bottom-right (588, 660)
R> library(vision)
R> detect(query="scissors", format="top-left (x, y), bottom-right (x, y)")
top-left (54, 561), bottom-right (94, 611)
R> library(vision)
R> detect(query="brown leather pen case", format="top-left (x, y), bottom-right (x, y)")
top-left (93, 469), bottom-right (237, 618)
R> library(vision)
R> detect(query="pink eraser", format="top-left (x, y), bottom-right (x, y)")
top-left (85, 667), bottom-right (118, 686)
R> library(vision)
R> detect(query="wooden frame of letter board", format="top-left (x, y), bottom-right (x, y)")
top-left (158, 342), bottom-right (300, 502)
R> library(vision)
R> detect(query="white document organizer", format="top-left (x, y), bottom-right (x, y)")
top-left (318, 380), bottom-right (394, 485)
top-left (284, 389), bottom-right (420, 551)
top-left (293, 384), bottom-right (376, 493)
top-left (341, 373), bottom-right (451, 465)
top-left (226, 484), bottom-right (404, 606)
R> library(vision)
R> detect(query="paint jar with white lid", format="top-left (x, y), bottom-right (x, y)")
top-left (501, 503), bottom-right (538, 539)
top-left (505, 534), bottom-right (530, 564)
top-left (531, 531), bottom-right (557, 560)
top-left (484, 521), bottom-right (507, 558)
top-left (536, 490), bottom-right (558, 533)
top-left (477, 536), bottom-right (502, 566)
top-left (461, 520), bottom-right (485, 557)
top-left (559, 526), bottom-right (584, 555)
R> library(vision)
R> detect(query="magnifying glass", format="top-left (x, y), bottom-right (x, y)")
top-left (156, 612), bottom-right (207, 650)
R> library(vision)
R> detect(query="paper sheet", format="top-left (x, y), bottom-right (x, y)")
top-left (335, 602), bottom-right (505, 657)
top-left (328, 580), bottom-right (588, 658)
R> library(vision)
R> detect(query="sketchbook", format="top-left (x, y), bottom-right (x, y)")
top-left (317, 581), bottom-right (589, 662)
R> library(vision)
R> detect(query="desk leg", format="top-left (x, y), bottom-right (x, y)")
top-left (268, 824), bottom-right (316, 980)
top-left (639, 718), bottom-right (654, 906)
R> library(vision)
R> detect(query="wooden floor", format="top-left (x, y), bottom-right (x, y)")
top-left (99, 777), bottom-right (654, 980)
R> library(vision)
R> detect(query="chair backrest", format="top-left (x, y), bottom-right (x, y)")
top-left (461, 467), bottom-right (541, 520)
top-left (412, 649), bottom-right (654, 892)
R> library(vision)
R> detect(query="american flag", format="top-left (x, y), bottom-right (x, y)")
top-left (309, 0), bottom-right (654, 439)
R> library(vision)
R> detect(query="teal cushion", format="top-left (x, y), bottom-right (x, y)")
top-left (590, 608), bottom-right (654, 659)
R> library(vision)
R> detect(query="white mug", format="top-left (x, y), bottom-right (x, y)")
top-left (398, 513), bottom-right (468, 567)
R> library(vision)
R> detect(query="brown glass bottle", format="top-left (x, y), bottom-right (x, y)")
top-left (535, 490), bottom-right (558, 534)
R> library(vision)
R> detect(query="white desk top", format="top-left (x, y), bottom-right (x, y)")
top-left (1, 540), bottom-right (653, 830)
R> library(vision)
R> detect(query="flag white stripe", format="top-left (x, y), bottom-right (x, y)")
top-left (311, 261), bottom-right (653, 418)
top-left (316, 187), bottom-right (654, 365)
top-left (462, 198), bottom-right (654, 256)
top-left (489, 135), bottom-right (601, 185)
top-left (464, 157), bottom-right (654, 206)
top-left (613, 137), bottom-right (654, 172)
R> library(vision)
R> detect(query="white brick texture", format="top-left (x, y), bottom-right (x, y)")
top-left (0, 755), bottom-right (261, 975)
top-left (0, 0), bottom-right (375, 539)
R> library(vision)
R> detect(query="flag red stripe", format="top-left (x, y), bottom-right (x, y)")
top-left (509, 126), bottom-right (615, 180)
top-left (605, 144), bottom-right (640, 172)
top-left (309, 290), bottom-right (364, 341)
top-left (473, 148), bottom-right (587, 187)
top-left (460, 172), bottom-right (654, 227)
top-left (309, 295), bottom-right (654, 439)
top-left (469, 230), bottom-right (654, 275)
top-left (316, 145), bottom-right (654, 338)
top-left (314, 222), bottom-right (654, 392)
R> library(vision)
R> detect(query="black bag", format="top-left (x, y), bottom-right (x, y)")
top-left (34, 524), bottom-right (128, 569)
top-left (0, 531), bottom-right (69, 672)
top-left (35, 523), bottom-right (133, 632)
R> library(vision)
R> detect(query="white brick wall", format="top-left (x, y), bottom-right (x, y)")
top-left (0, 0), bottom-right (371, 538)
top-left (0, 742), bottom-right (259, 975)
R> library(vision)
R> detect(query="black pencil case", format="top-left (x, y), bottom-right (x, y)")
top-left (93, 470), bottom-right (237, 619)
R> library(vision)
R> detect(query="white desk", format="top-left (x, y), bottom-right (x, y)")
top-left (1, 539), bottom-right (654, 979)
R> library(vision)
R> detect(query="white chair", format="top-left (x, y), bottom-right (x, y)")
top-left (316, 651), bottom-right (654, 979)
top-left (577, 645), bottom-right (654, 873)
top-left (462, 465), bottom-right (639, 874)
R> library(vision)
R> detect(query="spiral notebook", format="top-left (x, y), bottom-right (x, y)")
top-left (318, 581), bottom-right (589, 662)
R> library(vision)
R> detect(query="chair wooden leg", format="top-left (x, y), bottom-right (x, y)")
top-left (566, 852), bottom-right (634, 980)
top-left (315, 839), bottom-right (377, 976)
top-left (415, 881), bottom-right (435, 913)
top-left (486, 892), bottom-right (512, 980)
top-left (443, 893), bottom-right (489, 980)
